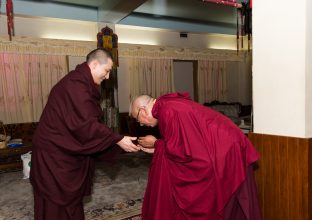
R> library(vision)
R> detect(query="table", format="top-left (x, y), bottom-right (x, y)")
top-left (239, 121), bottom-right (251, 134)
top-left (0, 144), bottom-right (32, 172)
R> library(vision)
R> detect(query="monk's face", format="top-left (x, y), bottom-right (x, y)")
top-left (91, 59), bottom-right (113, 85)
top-left (133, 107), bottom-right (158, 127)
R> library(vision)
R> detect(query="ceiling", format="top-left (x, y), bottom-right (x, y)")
top-left (15, 0), bottom-right (241, 35)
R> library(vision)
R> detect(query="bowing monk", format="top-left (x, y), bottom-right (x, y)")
top-left (30, 48), bottom-right (140, 220)
top-left (130, 92), bottom-right (262, 220)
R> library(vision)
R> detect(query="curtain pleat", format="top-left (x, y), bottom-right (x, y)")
top-left (0, 53), bottom-right (68, 124)
top-left (129, 58), bottom-right (175, 100)
top-left (198, 60), bottom-right (227, 103)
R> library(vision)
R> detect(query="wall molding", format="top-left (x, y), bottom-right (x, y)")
top-left (119, 43), bottom-right (249, 61)
top-left (0, 35), bottom-right (250, 61)
top-left (0, 35), bottom-right (95, 56)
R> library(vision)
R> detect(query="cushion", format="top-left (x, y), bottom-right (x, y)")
top-left (209, 104), bottom-right (240, 118)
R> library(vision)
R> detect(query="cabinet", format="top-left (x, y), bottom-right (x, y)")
top-left (0, 122), bottom-right (37, 172)
top-left (0, 145), bottom-right (32, 172)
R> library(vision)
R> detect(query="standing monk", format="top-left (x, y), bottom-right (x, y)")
top-left (30, 48), bottom-right (140, 220)
top-left (130, 92), bottom-right (262, 220)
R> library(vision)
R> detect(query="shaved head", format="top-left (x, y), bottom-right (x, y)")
top-left (130, 95), bottom-right (153, 116)
top-left (86, 48), bottom-right (112, 65)
top-left (129, 95), bottom-right (158, 127)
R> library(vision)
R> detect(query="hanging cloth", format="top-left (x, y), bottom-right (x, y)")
top-left (101, 26), bottom-right (113, 51)
top-left (6, 0), bottom-right (14, 41)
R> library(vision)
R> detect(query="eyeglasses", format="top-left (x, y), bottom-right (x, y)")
top-left (135, 108), bottom-right (143, 122)
top-left (133, 98), bottom-right (153, 122)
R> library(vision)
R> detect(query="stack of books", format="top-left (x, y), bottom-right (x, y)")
top-left (7, 138), bottom-right (24, 148)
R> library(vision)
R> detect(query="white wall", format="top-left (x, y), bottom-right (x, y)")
top-left (253, 0), bottom-right (312, 137)
top-left (306, 0), bottom-right (312, 136)
top-left (0, 15), bottom-right (98, 41)
top-left (0, 15), bottom-right (241, 50)
top-left (115, 24), bottom-right (242, 50)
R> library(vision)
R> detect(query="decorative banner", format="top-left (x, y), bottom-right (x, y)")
top-left (202, 0), bottom-right (252, 52)
top-left (112, 33), bottom-right (118, 67)
top-left (96, 26), bottom-right (120, 132)
top-left (97, 32), bottom-right (103, 48)
top-left (202, 0), bottom-right (242, 8)
top-left (102, 26), bottom-right (113, 50)
top-left (237, 2), bottom-right (252, 51)
top-left (6, 0), bottom-right (14, 41)
top-left (97, 26), bottom-right (119, 67)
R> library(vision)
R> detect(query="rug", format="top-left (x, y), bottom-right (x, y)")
top-left (122, 215), bottom-right (141, 220)
top-left (0, 152), bottom-right (151, 220)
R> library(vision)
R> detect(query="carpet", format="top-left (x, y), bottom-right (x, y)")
top-left (0, 152), bottom-right (151, 220)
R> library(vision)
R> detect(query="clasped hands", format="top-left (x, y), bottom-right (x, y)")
top-left (137, 135), bottom-right (156, 154)
top-left (117, 135), bottom-right (156, 153)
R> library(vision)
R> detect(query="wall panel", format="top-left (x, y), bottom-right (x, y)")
top-left (249, 133), bottom-right (312, 220)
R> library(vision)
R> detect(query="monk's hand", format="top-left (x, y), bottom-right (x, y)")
top-left (139, 145), bottom-right (155, 154)
top-left (138, 135), bottom-right (157, 148)
top-left (117, 136), bottom-right (140, 152)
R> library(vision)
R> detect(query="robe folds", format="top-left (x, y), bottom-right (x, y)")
top-left (30, 63), bottom-right (123, 209)
top-left (141, 93), bottom-right (261, 220)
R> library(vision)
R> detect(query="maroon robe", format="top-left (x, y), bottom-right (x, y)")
top-left (30, 63), bottom-right (123, 219)
top-left (142, 93), bottom-right (261, 220)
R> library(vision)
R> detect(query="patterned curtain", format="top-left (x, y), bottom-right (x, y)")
top-left (197, 60), bottom-right (227, 103)
top-left (129, 58), bottom-right (175, 100)
top-left (0, 53), bottom-right (68, 124)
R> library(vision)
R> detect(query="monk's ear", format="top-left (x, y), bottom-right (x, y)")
top-left (89, 60), bottom-right (98, 71)
top-left (139, 108), bottom-right (146, 117)
top-left (142, 107), bottom-right (150, 117)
